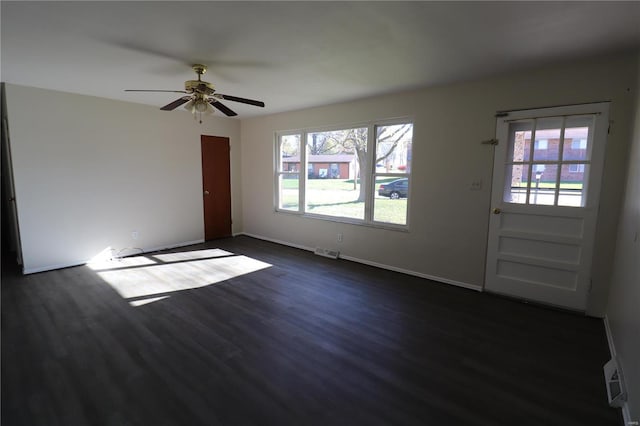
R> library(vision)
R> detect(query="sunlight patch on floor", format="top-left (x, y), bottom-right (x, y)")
top-left (129, 295), bottom-right (171, 307)
top-left (151, 248), bottom-right (234, 262)
top-left (88, 253), bottom-right (156, 271)
top-left (96, 252), bottom-right (272, 301)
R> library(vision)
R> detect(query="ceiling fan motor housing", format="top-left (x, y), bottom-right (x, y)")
top-left (185, 80), bottom-right (215, 95)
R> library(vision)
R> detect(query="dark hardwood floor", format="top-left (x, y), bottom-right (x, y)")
top-left (1, 236), bottom-right (621, 425)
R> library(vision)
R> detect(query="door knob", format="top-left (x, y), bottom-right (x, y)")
top-left (204, 190), bottom-right (210, 196)
top-left (492, 207), bottom-right (501, 214)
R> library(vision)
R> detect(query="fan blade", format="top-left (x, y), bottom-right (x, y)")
top-left (125, 90), bottom-right (188, 93)
top-left (218, 94), bottom-right (265, 108)
top-left (161, 97), bottom-right (191, 111)
top-left (210, 101), bottom-right (238, 117)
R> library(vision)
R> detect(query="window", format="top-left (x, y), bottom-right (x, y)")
top-left (275, 120), bottom-right (413, 227)
top-left (569, 164), bottom-right (585, 173)
top-left (276, 134), bottom-right (301, 212)
top-left (373, 123), bottom-right (413, 224)
top-left (305, 128), bottom-right (367, 221)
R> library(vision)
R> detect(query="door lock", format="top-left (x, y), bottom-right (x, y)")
top-left (204, 190), bottom-right (210, 196)
top-left (492, 207), bottom-right (501, 214)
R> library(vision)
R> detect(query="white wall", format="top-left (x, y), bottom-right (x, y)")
top-left (5, 84), bottom-right (241, 273)
top-left (606, 52), bottom-right (640, 422)
top-left (240, 53), bottom-right (638, 316)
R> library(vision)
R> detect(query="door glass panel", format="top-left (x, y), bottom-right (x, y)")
top-left (529, 164), bottom-right (558, 205)
top-left (533, 118), bottom-right (562, 161)
top-left (562, 116), bottom-right (593, 162)
top-left (504, 115), bottom-right (594, 207)
top-left (563, 127), bottom-right (590, 161)
top-left (507, 122), bottom-right (533, 162)
top-left (558, 164), bottom-right (589, 207)
top-left (504, 164), bottom-right (529, 204)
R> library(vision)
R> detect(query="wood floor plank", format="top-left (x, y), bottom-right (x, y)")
top-left (2, 235), bottom-right (622, 425)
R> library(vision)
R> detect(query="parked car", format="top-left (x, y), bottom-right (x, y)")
top-left (378, 178), bottom-right (408, 199)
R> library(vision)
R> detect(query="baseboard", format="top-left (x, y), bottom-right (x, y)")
top-left (24, 260), bottom-right (88, 274)
top-left (239, 232), bottom-right (482, 292)
top-left (603, 316), bottom-right (632, 425)
top-left (23, 239), bottom-right (205, 274)
top-left (241, 232), bottom-right (316, 253)
top-left (340, 254), bottom-right (483, 292)
top-left (142, 239), bottom-right (205, 255)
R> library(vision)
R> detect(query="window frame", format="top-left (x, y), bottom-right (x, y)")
top-left (274, 118), bottom-right (414, 230)
top-left (274, 131), bottom-right (303, 212)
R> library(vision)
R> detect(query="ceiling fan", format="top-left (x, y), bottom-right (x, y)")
top-left (125, 64), bottom-right (265, 122)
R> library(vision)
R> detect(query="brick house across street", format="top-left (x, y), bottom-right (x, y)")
top-left (282, 154), bottom-right (356, 179)
top-left (511, 126), bottom-right (589, 187)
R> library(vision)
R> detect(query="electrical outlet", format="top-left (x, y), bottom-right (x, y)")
top-left (337, 233), bottom-right (343, 243)
top-left (131, 231), bottom-right (139, 240)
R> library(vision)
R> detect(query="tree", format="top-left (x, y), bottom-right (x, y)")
top-left (318, 124), bottom-right (412, 202)
top-left (308, 132), bottom-right (342, 155)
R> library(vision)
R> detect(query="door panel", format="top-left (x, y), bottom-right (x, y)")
top-left (201, 135), bottom-right (232, 240)
top-left (499, 236), bottom-right (581, 263)
top-left (485, 103), bottom-right (609, 311)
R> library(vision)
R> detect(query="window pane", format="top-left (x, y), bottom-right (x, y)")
top-left (563, 128), bottom-right (590, 161)
top-left (375, 124), bottom-right (413, 174)
top-left (507, 122), bottom-right (532, 162)
top-left (529, 164), bottom-right (558, 206)
top-left (279, 134), bottom-right (300, 172)
top-left (305, 128), bottom-right (366, 220)
top-left (374, 176), bottom-right (408, 225)
top-left (278, 174), bottom-right (299, 211)
top-left (533, 118), bottom-right (562, 161)
top-left (504, 164), bottom-right (529, 204)
top-left (558, 164), bottom-right (588, 207)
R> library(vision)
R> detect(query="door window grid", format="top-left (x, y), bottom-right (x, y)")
top-left (504, 116), bottom-right (592, 207)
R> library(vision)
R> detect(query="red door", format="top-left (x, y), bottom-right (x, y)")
top-left (201, 135), bottom-right (232, 240)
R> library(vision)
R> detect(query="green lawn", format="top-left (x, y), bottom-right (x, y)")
top-left (280, 178), bottom-right (407, 224)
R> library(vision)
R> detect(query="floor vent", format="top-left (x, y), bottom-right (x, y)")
top-left (314, 247), bottom-right (340, 259)
top-left (603, 357), bottom-right (627, 408)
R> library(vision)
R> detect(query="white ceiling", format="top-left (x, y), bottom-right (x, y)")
top-left (2, 1), bottom-right (639, 118)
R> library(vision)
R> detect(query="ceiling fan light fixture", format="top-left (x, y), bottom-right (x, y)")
top-left (194, 99), bottom-right (209, 113)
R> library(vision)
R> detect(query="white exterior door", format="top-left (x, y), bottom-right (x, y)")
top-left (485, 103), bottom-right (609, 311)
